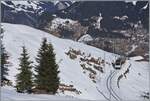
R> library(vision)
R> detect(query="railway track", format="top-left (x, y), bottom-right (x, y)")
top-left (109, 71), bottom-right (122, 101)
top-left (106, 71), bottom-right (122, 101)
top-left (96, 87), bottom-right (110, 101)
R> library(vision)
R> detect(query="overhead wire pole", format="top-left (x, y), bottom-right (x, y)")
top-left (112, 36), bottom-right (116, 101)
top-left (0, 25), bottom-right (1, 91)
top-left (111, 34), bottom-right (116, 101)
top-left (109, 35), bottom-right (114, 101)
top-left (114, 38), bottom-right (116, 61)
top-left (103, 43), bottom-right (111, 100)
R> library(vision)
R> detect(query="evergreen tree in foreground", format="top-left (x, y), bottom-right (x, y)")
top-left (35, 38), bottom-right (60, 94)
top-left (1, 44), bottom-right (9, 84)
top-left (16, 46), bottom-right (33, 93)
top-left (1, 27), bottom-right (9, 86)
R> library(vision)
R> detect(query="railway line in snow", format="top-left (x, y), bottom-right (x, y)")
top-left (109, 71), bottom-right (122, 101)
top-left (97, 70), bottom-right (122, 101)
top-left (106, 71), bottom-right (121, 101)
top-left (104, 61), bottom-right (131, 101)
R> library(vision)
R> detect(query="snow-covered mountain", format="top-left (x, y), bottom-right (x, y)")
top-left (2, 1), bottom-right (149, 30)
top-left (36, 1), bottom-right (148, 57)
top-left (1, 1), bottom-right (74, 13)
top-left (2, 23), bottom-right (149, 101)
top-left (57, 1), bottom-right (149, 30)
top-left (1, 1), bottom-right (74, 27)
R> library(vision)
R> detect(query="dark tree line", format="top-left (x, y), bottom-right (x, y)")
top-left (16, 38), bottom-right (60, 94)
top-left (1, 44), bottom-right (9, 85)
top-left (1, 28), bottom-right (10, 86)
top-left (1, 28), bottom-right (59, 94)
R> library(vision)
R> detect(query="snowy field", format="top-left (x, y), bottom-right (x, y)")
top-left (2, 86), bottom-right (90, 101)
top-left (1, 23), bottom-right (149, 101)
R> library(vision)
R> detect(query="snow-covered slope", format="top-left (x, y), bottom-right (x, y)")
top-left (49, 17), bottom-right (77, 30)
top-left (78, 34), bottom-right (93, 42)
top-left (2, 23), bottom-right (113, 100)
top-left (2, 86), bottom-right (80, 101)
top-left (2, 23), bottom-right (149, 101)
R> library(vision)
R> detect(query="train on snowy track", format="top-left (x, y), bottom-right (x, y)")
top-left (112, 56), bottom-right (126, 70)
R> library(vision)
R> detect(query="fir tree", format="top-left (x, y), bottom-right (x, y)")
top-left (35, 38), bottom-right (60, 94)
top-left (1, 44), bottom-right (9, 83)
top-left (15, 46), bottom-right (33, 93)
